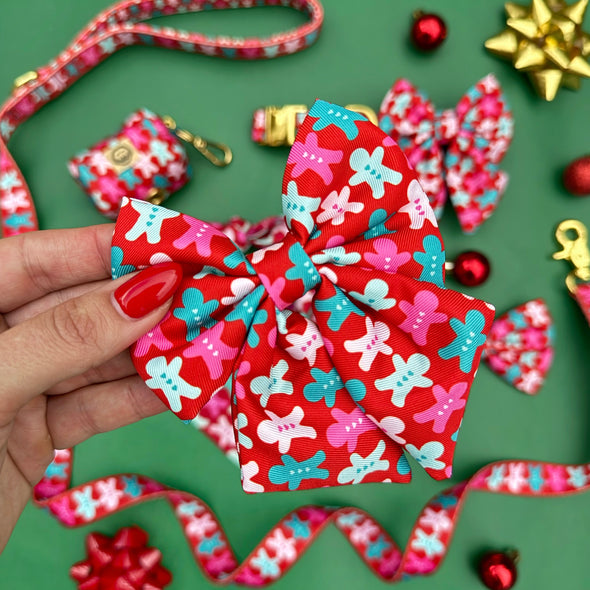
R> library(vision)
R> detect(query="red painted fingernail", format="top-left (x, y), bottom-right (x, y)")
top-left (113, 263), bottom-right (183, 319)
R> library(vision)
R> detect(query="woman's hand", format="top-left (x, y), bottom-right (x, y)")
top-left (0, 224), bottom-right (181, 551)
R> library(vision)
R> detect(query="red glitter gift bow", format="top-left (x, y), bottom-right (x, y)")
top-left (0, 0), bottom-right (324, 237)
top-left (33, 422), bottom-right (590, 586)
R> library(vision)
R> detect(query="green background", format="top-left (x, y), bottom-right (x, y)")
top-left (1, 0), bottom-right (590, 588)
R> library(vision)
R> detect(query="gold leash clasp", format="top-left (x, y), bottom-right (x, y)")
top-left (553, 219), bottom-right (590, 294)
top-left (163, 115), bottom-right (232, 167)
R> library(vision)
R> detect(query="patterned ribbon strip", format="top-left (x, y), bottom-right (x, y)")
top-left (33, 436), bottom-right (590, 586)
top-left (0, 0), bottom-right (324, 237)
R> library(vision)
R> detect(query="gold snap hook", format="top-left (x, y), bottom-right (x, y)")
top-left (553, 219), bottom-right (590, 293)
top-left (191, 135), bottom-right (233, 167)
top-left (163, 115), bottom-right (232, 168)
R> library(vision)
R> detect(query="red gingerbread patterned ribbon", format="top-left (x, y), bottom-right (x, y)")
top-left (195, 214), bottom-right (557, 397)
top-left (211, 215), bottom-right (287, 251)
top-left (378, 75), bottom-right (513, 234)
top-left (0, 0), bottom-right (324, 237)
top-left (172, 213), bottom-right (556, 397)
top-left (111, 101), bottom-right (496, 492)
top-left (34, 441), bottom-right (590, 586)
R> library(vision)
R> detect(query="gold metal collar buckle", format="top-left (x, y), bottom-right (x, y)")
top-left (265, 104), bottom-right (308, 147)
top-left (261, 103), bottom-right (378, 147)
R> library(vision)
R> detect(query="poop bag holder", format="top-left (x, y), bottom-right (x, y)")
top-left (68, 109), bottom-right (232, 218)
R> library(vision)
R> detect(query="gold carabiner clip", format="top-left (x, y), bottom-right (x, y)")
top-left (553, 219), bottom-right (590, 294)
top-left (163, 115), bottom-right (233, 167)
top-left (191, 134), bottom-right (233, 167)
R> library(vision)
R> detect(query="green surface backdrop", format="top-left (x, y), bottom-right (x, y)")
top-left (1, 0), bottom-right (590, 588)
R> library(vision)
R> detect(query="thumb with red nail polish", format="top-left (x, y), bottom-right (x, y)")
top-left (113, 263), bottom-right (183, 319)
top-left (2, 262), bottom-right (184, 416)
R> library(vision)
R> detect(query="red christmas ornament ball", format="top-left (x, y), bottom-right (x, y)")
top-left (411, 11), bottom-right (447, 51)
top-left (563, 155), bottom-right (590, 196)
top-left (452, 251), bottom-right (491, 287)
top-left (478, 551), bottom-right (518, 590)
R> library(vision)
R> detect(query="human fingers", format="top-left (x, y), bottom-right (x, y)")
top-left (0, 224), bottom-right (114, 313)
top-left (0, 455), bottom-right (34, 552)
top-left (6, 396), bottom-right (53, 485)
top-left (5, 280), bottom-right (108, 327)
top-left (5, 280), bottom-right (139, 398)
top-left (0, 263), bottom-right (182, 422)
top-left (46, 375), bottom-right (167, 449)
top-left (45, 350), bottom-right (136, 396)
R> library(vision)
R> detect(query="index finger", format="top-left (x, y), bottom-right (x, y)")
top-left (0, 223), bottom-right (114, 313)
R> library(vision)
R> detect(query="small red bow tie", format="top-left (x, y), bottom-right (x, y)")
top-left (483, 298), bottom-right (554, 395)
top-left (112, 100), bottom-right (495, 493)
top-left (378, 74), bottom-right (514, 234)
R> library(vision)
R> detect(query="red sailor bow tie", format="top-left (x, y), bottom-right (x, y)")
top-left (378, 74), bottom-right (514, 234)
top-left (112, 100), bottom-right (495, 493)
